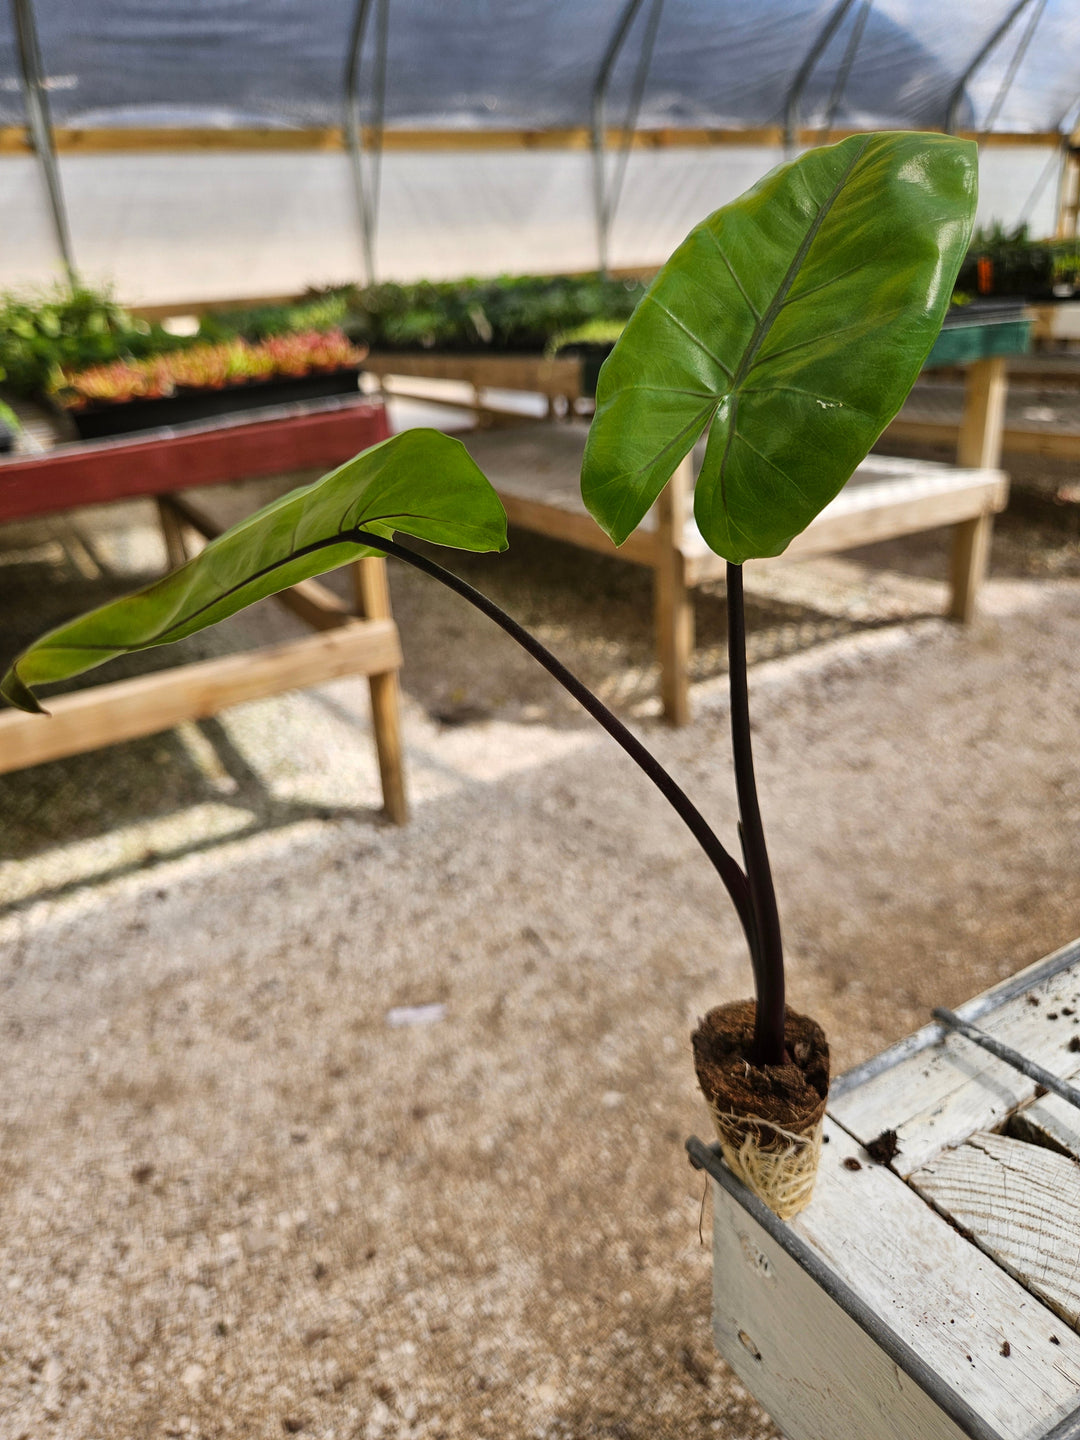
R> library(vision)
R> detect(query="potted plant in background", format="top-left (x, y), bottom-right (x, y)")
top-left (1, 130), bottom-right (976, 1219)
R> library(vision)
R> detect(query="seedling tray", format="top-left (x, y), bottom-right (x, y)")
top-left (66, 367), bottom-right (362, 440)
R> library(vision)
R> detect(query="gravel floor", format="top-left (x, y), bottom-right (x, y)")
top-left (2, 448), bottom-right (1080, 1440)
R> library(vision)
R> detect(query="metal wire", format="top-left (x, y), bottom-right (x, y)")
top-left (932, 1006), bottom-right (1080, 1113)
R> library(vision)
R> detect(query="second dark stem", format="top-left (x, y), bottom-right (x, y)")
top-left (726, 562), bottom-right (787, 1066)
top-left (351, 528), bottom-right (756, 952)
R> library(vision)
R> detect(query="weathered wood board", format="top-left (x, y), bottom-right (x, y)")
top-left (710, 1119), bottom-right (1080, 1440)
top-left (1013, 1092), bottom-right (1080, 1161)
top-left (831, 943), bottom-right (1080, 1176)
top-left (706, 942), bottom-right (1080, 1440)
top-left (911, 1131), bottom-right (1080, 1333)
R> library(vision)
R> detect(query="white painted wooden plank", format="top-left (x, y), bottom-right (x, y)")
top-left (712, 1181), bottom-right (972, 1440)
top-left (831, 959), bottom-right (1080, 1176)
top-left (713, 1118), bottom-right (1080, 1439)
top-left (911, 1131), bottom-right (1080, 1332)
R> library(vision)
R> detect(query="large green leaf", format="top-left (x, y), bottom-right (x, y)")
top-left (2, 428), bottom-right (507, 712)
top-left (582, 131), bottom-right (978, 563)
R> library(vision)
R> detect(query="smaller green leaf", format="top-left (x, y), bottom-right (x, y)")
top-left (2, 428), bottom-right (507, 712)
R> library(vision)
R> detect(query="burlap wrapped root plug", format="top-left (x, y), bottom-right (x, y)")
top-left (692, 1000), bottom-right (830, 1221)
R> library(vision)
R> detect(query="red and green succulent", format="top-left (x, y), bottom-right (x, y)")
top-left (52, 328), bottom-right (365, 410)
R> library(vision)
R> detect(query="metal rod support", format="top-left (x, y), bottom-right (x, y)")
top-left (10, 0), bottom-right (76, 282)
top-left (980, 0), bottom-right (1048, 137)
top-left (783, 0), bottom-right (859, 154)
top-left (590, 0), bottom-right (663, 275)
top-left (944, 0), bottom-right (1036, 135)
top-left (343, 0), bottom-right (388, 285)
top-left (818, 0), bottom-right (872, 141)
top-left (932, 1006), bottom-right (1080, 1113)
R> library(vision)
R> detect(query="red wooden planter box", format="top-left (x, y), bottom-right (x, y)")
top-left (0, 395), bottom-right (391, 525)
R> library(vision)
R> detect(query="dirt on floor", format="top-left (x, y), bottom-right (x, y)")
top-left (1, 462), bottom-right (1080, 1440)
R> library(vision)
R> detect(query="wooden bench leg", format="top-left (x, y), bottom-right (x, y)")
top-left (654, 456), bottom-right (694, 726)
top-left (353, 556), bottom-right (409, 824)
top-left (156, 495), bottom-right (189, 569)
top-left (957, 356), bottom-right (1007, 470)
top-left (949, 511), bottom-right (994, 624)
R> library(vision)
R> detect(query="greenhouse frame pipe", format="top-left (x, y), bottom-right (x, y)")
top-left (783, 0), bottom-right (859, 154)
top-left (343, 0), bottom-right (389, 285)
top-left (944, 0), bottom-right (1037, 135)
top-left (10, 0), bottom-right (76, 282)
top-left (817, 0), bottom-right (872, 143)
top-left (979, 0), bottom-right (1048, 138)
top-left (590, 0), bottom-right (663, 276)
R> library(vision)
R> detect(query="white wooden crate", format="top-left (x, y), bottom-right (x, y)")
top-left (690, 939), bottom-right (1080, 1440)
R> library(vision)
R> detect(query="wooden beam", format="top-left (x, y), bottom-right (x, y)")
top-left (366, 352), bottom-right (583, 400)
top-left (0, 124), bottom-right (1067, 157)
top-left (948, 512), bottom-right (995, 623)
top-left (0, 621), bottom-right (401, 775)
top-left (498, 489), bottom-right (658, 568)
top-left (886, 416), bottom-right (1080, 460)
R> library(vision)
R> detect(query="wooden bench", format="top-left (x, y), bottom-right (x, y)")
top-left (0, 396), bottom-right (408, 822)
top-left (364, 351), bottom-right (586, 422)
top-left (461, 420), bottom-right (1008, 725)
top-left (693, 937), bottom-right (1080, 1440)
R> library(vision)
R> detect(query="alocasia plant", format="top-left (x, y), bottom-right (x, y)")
top-left (582, 130), bottom-right (978, 1068)
top-left (3, 134), bottom-right (977, 1187)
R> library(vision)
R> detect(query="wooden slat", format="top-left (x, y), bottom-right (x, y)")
top-left (887, 416), bottom-right (1080, 460)
top-left (911, 1131), bottom-right (1080, 1332)
top-left (1011, 1090), bottom-right (1080, 1160)
top-left (366, 352), bottom-right (583, 399)
top-left (711, 1117), bottom-right (1080, 1440)
top-left (685, 469), bottom-right (1008, 585)
top-left (499, 489), bottom-right (658, 566)
top-left (0, 124), bottom-right (1064, 156)
top-left (830, 957), bottom-right (1080, 1177)
top-left (0, 399), bottom-right (390, 524)
top-left (0, 621), bottom-right (402, 774)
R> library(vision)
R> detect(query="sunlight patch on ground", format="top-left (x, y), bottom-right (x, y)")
top-left (0, 801), bottom-right (254, 908)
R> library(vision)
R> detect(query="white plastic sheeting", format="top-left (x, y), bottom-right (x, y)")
top-left (1, 0), bottom-right (1078, 134)
top-left (1, 1), bottom-right (1078, 300)
top-left (0, 143), bottom-right (1062, 304)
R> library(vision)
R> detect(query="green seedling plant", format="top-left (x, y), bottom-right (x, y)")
top-left (3, 133), bottom-right (977, 1202)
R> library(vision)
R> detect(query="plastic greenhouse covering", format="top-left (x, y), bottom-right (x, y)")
top-left (2, 0), bottom-right (1079, 303)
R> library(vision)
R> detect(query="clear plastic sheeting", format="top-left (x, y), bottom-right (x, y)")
top-left (0, 0), bottom-right (1078, 136)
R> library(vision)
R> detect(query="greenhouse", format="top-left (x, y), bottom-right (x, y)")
top-left (3, 0), bottom-right (1080, 296)
top-left (2, 6), bottom-right (1080, 1440)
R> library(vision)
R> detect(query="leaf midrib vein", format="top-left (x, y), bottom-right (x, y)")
top-left (730, 138), bottom-right (870, 394)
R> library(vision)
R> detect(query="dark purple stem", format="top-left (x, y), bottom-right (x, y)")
top-left (726, 563), bottom-right (786, 1067)
top-left (350, 527), bottom-right (757, 953)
